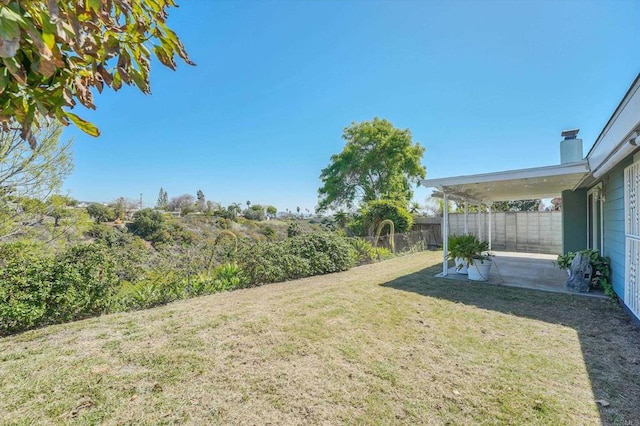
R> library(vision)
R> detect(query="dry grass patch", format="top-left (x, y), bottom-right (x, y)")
top-left (1, 251), bottom-right (639, 425)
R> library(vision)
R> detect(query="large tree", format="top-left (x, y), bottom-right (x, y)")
top-left (0, 0), bottom-right (194, 144)
top-left (167, 193), bottom-right (194, 215)
top-left (0, 121), bottom-right (72, 238)
top-left (156, 187), bottom-right (168, 209)
top-left (317, 118), bottom-right (426, 212)
top-left (491, 200), bottom-right (541, 212)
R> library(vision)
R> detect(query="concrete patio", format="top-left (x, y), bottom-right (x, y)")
top-left (437, 251), bottom-right (607, 298)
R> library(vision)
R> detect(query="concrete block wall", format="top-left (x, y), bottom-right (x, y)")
top-left (448, 211), bottom-right (562, 254)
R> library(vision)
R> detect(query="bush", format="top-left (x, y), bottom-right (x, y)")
top-left (86, 203), bottom-right (116, 223)
top-left (346, 214), bottom-right (365, 237)
top-left (128, 208), bottom-right (167, 243)
top-left (350, 238), bottom-right (377, 264)
top-left (0, 242), bottom-right (54, 334)
top-left (286, 233), bottom-right (356, 275)
top-left (238, 233), bottom-right (356, 285)
top-left (188, 263), bottom-right (248, 296)
top-left (260, 225), bottom-right (278, 241)
top-left (244, 205), bottom-right (266, 221)
top-left (115, 271), bottom-right (183, 311)
top-left (238, 241), bottom-right (311, 285)
top-left (287, 222), bottom-right (302, 237)
top-left (362, 199), bottom-right (413, 236)
top-left (48, 244), bottom-right (119, 322)
top-left (87, 224), bottom-right (150, 281)
top-left (349, 238), bottom-right (393, 264)
top-left (0, 242), bottom-right (118, 334)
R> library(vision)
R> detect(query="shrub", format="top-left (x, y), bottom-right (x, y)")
top-left (216, 217), bottom-right (233, 229)
top-left (0, 242), bottom-right (118, 334)
top-left (114, 270), bottom-right (183, 311)
top-left (86, 203), bottom-right (116, 223)
top-left (87, 224), bottom-right (150, 281)
top-left (346, 214), bottom-right (365, 237)
top-left (244, 205), bottom-right (266, 221)
top-left (166, 220), bottom-right (198, 245)
top-left (189, 263), bottom-right (248, 295)
top-left (350, 238), bottom-right (377, 264)
top-left (287, 222), bottom-right (302, 237)
top-left (212, 263), bottom-right (247, 290)
top-left (0, 242), bottom-right (55, 334)
top-left (237, 233), bottom-right (356, 285)
top-left (286, 233), bottom-right (356, 275)
top-left (238, 241), bottom-right (311, 285)
top-left (260, 225), bottom-right (277, 241)
top-left (129, 208), bottom-right (167, 243)
top-left (348, 238), bottom-right (394, 264)
top-left (361, 200), bottom-right (413, 235)
top-left (48, 244), bottom-right (119, 321)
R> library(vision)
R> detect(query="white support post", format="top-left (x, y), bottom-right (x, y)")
top-left (464, 200), bottom-right (468, 234)
top-left (477, 204), bottom-right (482, 241)
top-left (442, 192), bottom-right (449, 277)
top-left (488, 202), bottom-right (492, 251)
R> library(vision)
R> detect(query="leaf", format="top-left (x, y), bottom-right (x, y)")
top-left (86, 0), bottom-right (101, 13)
top-left (2, 57), bottom-right (26, 84)
top-left (153, 44), bottom-right (176, 70)
top-left (0, 6), bottom-right (26, 28)
top-left (97, 64), bottom-right (113, 86)
top-left (42, 31), bottom-right (55, 50)
top-left (112, 71), bottom-right (122, 91)
top-left (64, 111), bottom-right (100, 137)
top-left (130, 70), bottom-right (150, 94)
top-left (0, 9), bottom-right (21, 41)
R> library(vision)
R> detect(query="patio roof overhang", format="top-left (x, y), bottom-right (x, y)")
top-left (421, 160), bottom-right (591, 203)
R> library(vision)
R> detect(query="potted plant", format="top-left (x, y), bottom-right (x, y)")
top-left (455, 235), bottom-right (492, 281)
top-left (447, 234), bottom-right (477, 274)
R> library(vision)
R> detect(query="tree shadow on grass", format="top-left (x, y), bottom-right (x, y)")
top-left (381, 264), bottom-right (640, 426)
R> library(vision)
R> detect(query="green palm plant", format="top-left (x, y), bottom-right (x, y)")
top-left (448, 234), bottom-right (489, 271)
top-left (333, 211), bottom-right (350, 229)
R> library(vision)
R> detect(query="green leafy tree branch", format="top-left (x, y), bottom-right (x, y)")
top-left (0, 0), bottom-right (194, 144)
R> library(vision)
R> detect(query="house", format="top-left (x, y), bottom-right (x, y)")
top-left (421, 73), bottom-right (640, 323)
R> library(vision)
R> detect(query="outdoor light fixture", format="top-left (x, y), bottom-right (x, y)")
top-left (629, 131), bottom-right (638, 146)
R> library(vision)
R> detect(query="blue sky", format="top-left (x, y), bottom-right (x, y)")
top-left (62, 0), bottom-right (640, 213)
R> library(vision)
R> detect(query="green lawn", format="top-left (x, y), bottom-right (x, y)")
top-left (1, 251), bottom-right (639, 425)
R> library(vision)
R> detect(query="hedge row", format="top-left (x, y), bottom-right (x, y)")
top-left (0, 233), bottom-right (360, 335)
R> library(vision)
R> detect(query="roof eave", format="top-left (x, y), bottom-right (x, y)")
top-left (420, 160), bottom-right (590, 188)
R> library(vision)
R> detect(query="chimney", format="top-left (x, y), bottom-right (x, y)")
top-left (560, 129), bottom-right (583, 164)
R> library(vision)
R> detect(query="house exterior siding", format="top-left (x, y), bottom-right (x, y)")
top-left (601, 156), bottom-right (634, 298)
top-left (562, 189), bottom-right (587, 253)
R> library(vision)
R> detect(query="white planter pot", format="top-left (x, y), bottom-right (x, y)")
top-left (455, 257), bottom-right (468, 274)
top-left (468, 258), bottom-right (492, 281)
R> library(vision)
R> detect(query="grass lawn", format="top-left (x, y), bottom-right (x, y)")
top-left (1, 251), bottom-right (639, 425)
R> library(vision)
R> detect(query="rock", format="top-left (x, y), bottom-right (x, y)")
top-left (566, 252), bottom-right (592, 292)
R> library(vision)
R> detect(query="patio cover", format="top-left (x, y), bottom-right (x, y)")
top-left (421, 160), bottom-right (590, 204)
top-left (420, 160), bottom-right (591, 276)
